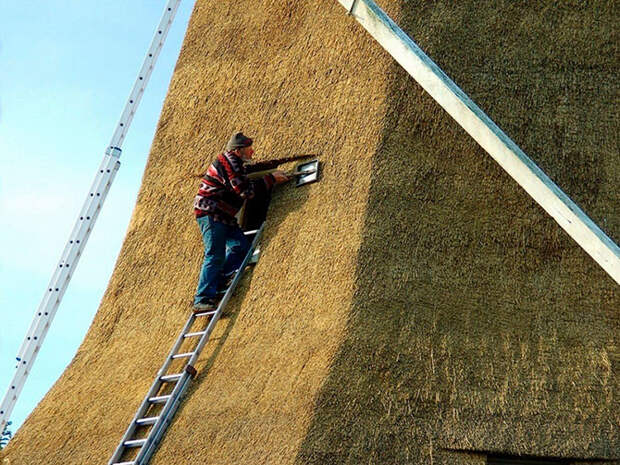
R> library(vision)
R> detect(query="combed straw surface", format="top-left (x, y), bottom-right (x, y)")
top-left (2, 1), bottom-right (617, 464)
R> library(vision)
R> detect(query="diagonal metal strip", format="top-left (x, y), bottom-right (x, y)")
top-left (339, 0), bottom-right (620, 284)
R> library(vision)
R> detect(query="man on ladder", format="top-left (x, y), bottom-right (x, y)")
top-left (192, 132), bottom-right (289, 312)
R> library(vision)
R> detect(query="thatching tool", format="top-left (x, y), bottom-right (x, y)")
top-left (286, 159), bottom-right (320, 187)
top-left (247, 153), bottom-right (317, 173)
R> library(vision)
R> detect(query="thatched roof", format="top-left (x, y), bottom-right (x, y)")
top-left (2, 1), bottom-right (617, 464)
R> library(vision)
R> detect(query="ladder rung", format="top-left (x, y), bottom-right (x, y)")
top-left (148, 395), bottom-right (171, 404)
top-left (193, 310), bottom-right (216, 317)
top-left (172, 352), bottom-right (194, 359)
top-left (243, 229), bottom-right (259, 235)
top-left (184, 331), bottom-right (207, 338)
top-left (136, 416), bottom-right (159, 426)
top-left (160, 373), bottom-right (182, 383)
top-left (123, 438), bottom-right (146, 448)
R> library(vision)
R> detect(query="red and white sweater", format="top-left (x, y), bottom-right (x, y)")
top-left (193, 150), bottom-right (275, 225)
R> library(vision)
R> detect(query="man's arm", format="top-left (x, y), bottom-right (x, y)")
top-left (220, 152), bottom-right (288, 199)
top-left (245, 154), bottom-right (316, 173)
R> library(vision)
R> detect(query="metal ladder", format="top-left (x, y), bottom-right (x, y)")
top-left (0, 0), bottom-right (186, 433)
top-left (108, 224), bottom-right (264, 465)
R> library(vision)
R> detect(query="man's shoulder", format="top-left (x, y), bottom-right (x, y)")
top-left (221, 150), bottom-right (245, 171)
top-left (222, 150), bottom-right (243, 161)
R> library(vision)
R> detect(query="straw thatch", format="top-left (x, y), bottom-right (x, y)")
top-left (2, 1), bottom-right (617, 464)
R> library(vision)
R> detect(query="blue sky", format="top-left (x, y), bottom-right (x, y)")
top-left (0, 1), bottom-right (195, 431)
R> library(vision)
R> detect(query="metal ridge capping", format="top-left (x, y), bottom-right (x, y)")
top-left (338, 0), bottom-right (620, 283)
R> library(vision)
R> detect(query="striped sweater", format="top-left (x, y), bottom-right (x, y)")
top-left (193, 150), bottom-right (275, 225)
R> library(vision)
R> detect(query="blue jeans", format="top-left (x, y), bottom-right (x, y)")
top-left (194, 216), bottom-right (250, 305)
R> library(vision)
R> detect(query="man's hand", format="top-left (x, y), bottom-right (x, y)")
top-left (272, 170), bottom-right (291, 184)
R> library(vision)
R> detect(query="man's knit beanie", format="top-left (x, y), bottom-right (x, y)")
top-left (226, 132), bottom-right (253, 151)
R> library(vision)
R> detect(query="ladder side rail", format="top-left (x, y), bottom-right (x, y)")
top-left (18, 154), bottom-right (118, 361)
top-left (108, 380), bottom-right (161, 465)
top-left (14, 155), bottom-right (120, 372)
top-left (0, 157), bottom-right (120, 430)
top-left (14, 153), bottom-right (116, 362)
top-left (340, 0), bottom-right (620, 283)
top-left (59, 158), bottom-right (120, 267)
top-left (132, 225), bottom-right (265, 465)
top-left (1, 0), bottom-right (186, 433)
top-left (152, 317), bottom-right (200, 381)
top-left (133, 373), bottom-right (192, 465)
top-left (111, 309), bottom-right (201, 464)
top-left (20, 0), bottom-right (181, 362)
top-left (109, 0), bottom-right (182, 149)
top-left (108, 313), bottom-right (200, 464)
top-left (135, 375), bottom-right (192, 465)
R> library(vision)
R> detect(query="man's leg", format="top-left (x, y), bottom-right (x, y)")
top-left (220, 224), bottom-right (251, 280)
top-left (194, 216), bottom-right (227, 305)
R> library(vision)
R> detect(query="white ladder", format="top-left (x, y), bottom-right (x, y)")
top-left (108, 225), bottom-right (264, 465)
top-left (0, 0), bottom-right (185, 434)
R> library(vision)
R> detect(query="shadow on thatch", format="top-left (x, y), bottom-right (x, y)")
top-left (295, 1), bottom-right (618, 464)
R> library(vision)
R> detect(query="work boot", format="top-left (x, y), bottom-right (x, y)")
top-left (192, 298), bottom-right (218, 314)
